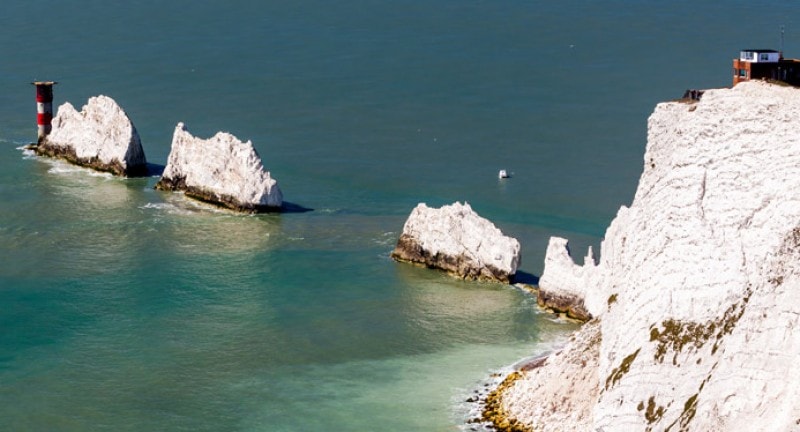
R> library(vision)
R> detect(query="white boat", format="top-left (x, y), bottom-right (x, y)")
top-left (498, 169), bottom-right (510, 179)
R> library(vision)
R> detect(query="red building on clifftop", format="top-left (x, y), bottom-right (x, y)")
top-left (733, 49), bottom-right (800, 86)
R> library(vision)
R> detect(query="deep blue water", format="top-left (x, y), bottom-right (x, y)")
top-left (1, 1), bottom-right (798, 430)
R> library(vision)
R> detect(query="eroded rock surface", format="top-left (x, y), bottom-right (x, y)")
top-left (536, 237), bottom-right (597, 320)
top-left (492, 320), bottom-right (601, 432)
top-left (497, 81), bottom-right (800, 431)
top-left (156, 123), bottom-right (282, 212)
top-left (391, 202), bottom-right (521, 282)
top-left (36, 95), bottom-right (146, 176)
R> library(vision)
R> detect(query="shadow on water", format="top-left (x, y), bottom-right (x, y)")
top-left (145, 162), bottom-right (165, 177)
top-left (512, 270), bottom-right (539, 286)
top-left (280, 201), bottom-right (313, 214)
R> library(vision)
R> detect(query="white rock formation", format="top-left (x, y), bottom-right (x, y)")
top-left (496, 81), bottom-right (800, 431)
top-left (535, 237), bottom-right (598, 320)
top-left (391, 202), bottom-right (521, 282)
top-left (37, 95), bottom-right (147, 176)
top-left (156, 123), bottom-right (282, 212)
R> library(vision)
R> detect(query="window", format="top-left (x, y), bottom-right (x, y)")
top-left (739, 69), bottom-right (747, 77)
top-left (760, 53), bottom-right (770, 61)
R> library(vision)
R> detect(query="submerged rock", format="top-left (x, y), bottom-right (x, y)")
top-left (155, 123), bottom-right (282, 212)
top-left (391, 202), bottom-right (521, 282)
top-left (36, 95), bottom-right (147, 176)
top-left (498, 81), bottom-right (800, 431)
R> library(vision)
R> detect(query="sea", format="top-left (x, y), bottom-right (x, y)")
top-left (1, 1), bottom-right (797, 430)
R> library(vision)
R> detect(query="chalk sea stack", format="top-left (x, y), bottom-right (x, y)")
top-left (490, 81), bottom-right (800, 431)
top-left (36, 95), bottom-right (147, 177)
top-left (155, 123), bottom-right (283, 212)
top-left (535, 236), bottom-right (596, 321)
top-left (391, 202), bottom-right (521, 282)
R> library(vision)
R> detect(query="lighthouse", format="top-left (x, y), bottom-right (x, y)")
top-left (32, 81), bottom-right (57, 141)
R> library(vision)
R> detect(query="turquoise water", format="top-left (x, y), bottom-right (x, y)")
top-left (2, 1), bottom-right (798, 430)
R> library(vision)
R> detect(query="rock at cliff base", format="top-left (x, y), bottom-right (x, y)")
top-left (155, 123), bottom-right (283, 213)
top-left (535, 237), bottom-right (596, 321)
top-left (36, 95), bottom-right (147, 177)
top-left (391, 202), bottom-right (521, 282)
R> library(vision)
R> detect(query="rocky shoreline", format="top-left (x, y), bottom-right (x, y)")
top-left (479, 321), bottom-right (600, 431)
top-left (486, 81), bottom-right (800, 431)
top-left (459, 293), bottom-right (595, 431)
top-left (480, 371), bottom-right (529, 432)
top-left (460, 283), bottom-right (584, 432)
top-left (461, 356), bottom-right (549, 432)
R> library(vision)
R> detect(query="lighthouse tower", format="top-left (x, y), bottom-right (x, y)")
top-left (32, 81), bottom-right (57, 141)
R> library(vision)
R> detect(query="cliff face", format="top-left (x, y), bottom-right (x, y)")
top-left (36, 95), bottom-right (147, 176)
top-left (391, 202), bottom-right (521, 282)
top-left (156, 123), bottom-right (282, 212)
top-left (500, 81), bottom-right (800, 431)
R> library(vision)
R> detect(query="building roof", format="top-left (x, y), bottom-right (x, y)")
top-left (741, 49), bottom-right (780, 53)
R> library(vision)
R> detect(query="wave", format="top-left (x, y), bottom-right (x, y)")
top-left (14, 143), bottom-right (38, 159)
top-left (20, 148), bottom-right (37, 159)
top-left (45, 162), bottom-right (113, 179)
top-left (140, 202), bottom-right (175, 211)
top-left (86, 170), bottom-right (114, 179)
top-left (372, 231), bottom-right (397, 247)
top-left (139, 201), bottom-right (196, 217)
top-left (140, 199), bottom-right (233, 216)
top-left (47, 164), bottom-right (86, 175)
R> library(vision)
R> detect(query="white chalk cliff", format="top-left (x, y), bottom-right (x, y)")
top-left (156, 123), bottom-right (282, 212)
top-left (37, 95), bottom-right (147, 176)
top-left (391, 202), bottom-right (521, 282)
top-left (496, 81), bottom-right (800, 431)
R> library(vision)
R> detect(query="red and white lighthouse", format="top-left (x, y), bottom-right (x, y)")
top-left (32, 81), bottom-right (57, 141)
